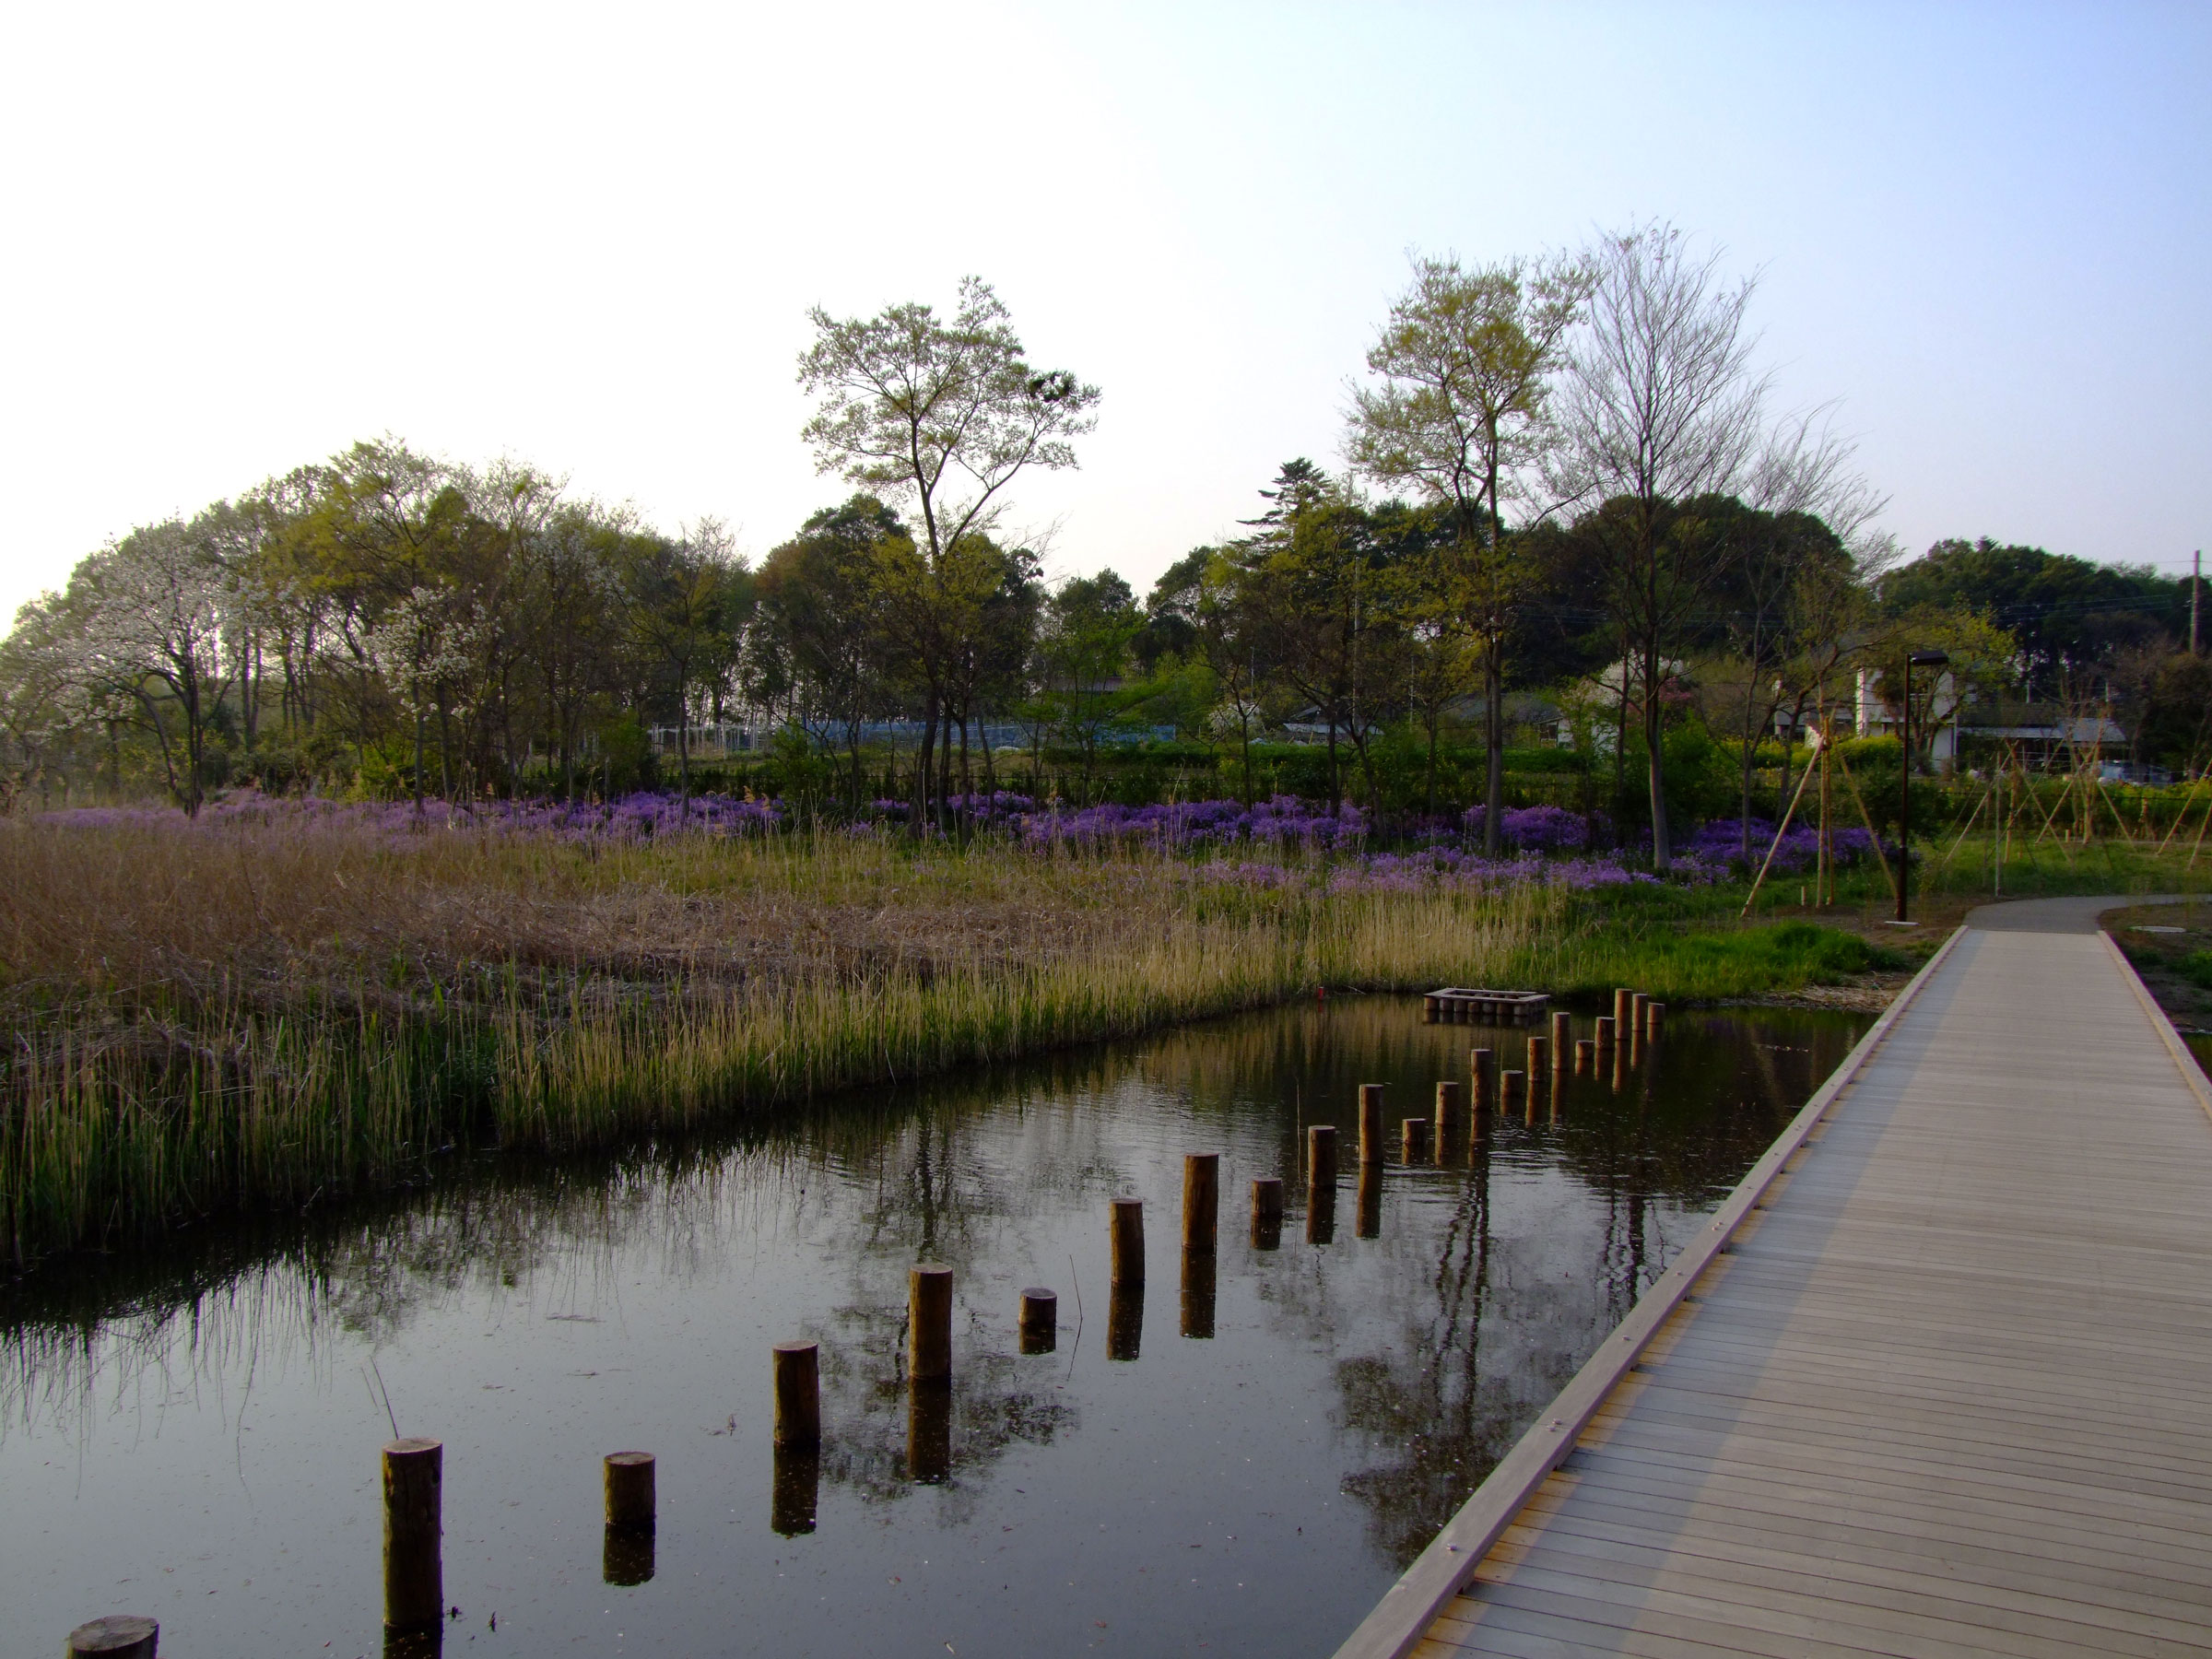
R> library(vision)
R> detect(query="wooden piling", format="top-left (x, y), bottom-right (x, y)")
top-left (1359, 1083), bottom-right (1385, 1164)
top-left (1252, 1175), bottom-right (1284, 1230)
top-left (1550, 1009), bottom-right (1571, 1053)
top-left (1110, 1198), bottom-right (1146, 1287)
top-left (1433, 1080), bottom-right (1464, 1152)
top-left (1018, 1288), bottom-right (1057, 1354)
top-left (1307, 1124), bottom-right (1338, 1188)
top-left (382, 1436), bottom-right (443, 1631)
top-left (1575, 1038), bottom-right (1595, 1074)
top-left (1645, 1000), bottom-right (1665, 1040)
top-left (1423, 993), bottom-right (1440, 1022)
top-left (1631, 994), bottom-right (1650, 1041)
top-left (1500, 1068), bottom-right (1525, 1109)
top-left (1402, 1117), bottom-right (1430, 1161)
top-left (604, 1451), bottom-right (656, 1526)
top-left (1527, 1034), bottom-right (1550, 1075)
top-left (1614, 987), bottom-right (1635, 1029)
top-left (1470, 1048), bottom-right (1495, 1113)
top-left (65, 1618), bottom-right (157, 1658)
top-left (1594, 1015), bottom-right (1616, 1051)
top-left (773, 1341), bottom-right (820, 1447)
top-left (1182, 1153), bottom-right (1219, 1253)
top-left (908, 1264), bottom-right (954, 1382)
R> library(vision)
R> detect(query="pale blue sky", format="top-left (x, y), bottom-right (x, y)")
top-left (2, 1), bottom-right (2205, 622)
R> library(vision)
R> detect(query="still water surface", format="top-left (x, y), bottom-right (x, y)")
top-left (4, 997), bottom-right (1870, 1658)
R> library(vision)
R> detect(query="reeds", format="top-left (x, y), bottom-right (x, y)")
top-left (1, 815), bottom-right (1555, 1265)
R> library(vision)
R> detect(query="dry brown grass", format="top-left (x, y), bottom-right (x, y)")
top-left (0, 815), bottom-right (1556, 1265)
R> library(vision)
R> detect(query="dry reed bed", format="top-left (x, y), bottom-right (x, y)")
top-left (1, 818), bottom-right (1554, 1265)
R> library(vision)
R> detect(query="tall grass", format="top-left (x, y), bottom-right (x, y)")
top-left (1, 815), bottom-right (1557, 1265)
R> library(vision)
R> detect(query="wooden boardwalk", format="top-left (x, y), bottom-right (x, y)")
top-left (1337, 898), bottom-right (2212, 1659)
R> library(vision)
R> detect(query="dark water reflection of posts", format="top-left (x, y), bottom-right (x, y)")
top-left (4, 997), bottom-right (1871, 1659)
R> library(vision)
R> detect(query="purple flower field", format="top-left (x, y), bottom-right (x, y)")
top-left (32, 789), bottom-right (1883, 891)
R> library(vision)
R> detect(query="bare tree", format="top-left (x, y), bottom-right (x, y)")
top-left (1558, 222), bottom-right (1771, 866)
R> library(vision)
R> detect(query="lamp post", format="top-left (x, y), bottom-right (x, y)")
top-left (1898, 650), bottom-right (1950, 923)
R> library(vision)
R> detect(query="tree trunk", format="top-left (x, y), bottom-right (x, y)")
top-left (1484, 645), bottom-right (1504, 856)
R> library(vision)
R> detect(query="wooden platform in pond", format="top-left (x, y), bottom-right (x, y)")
top-left (1341, 897), bottom-right (2212, 1658)
top-left (1425, 988), bottom-right (1550, 1025)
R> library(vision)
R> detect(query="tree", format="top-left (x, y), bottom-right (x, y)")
top-left (621, 519), bottom-right (749, 800)
top-left (797, 276), bottom-right (1099, 823)
top-left (74, 513), bottom-right (243, 815)
top-left (1037, 571), bottom-right (1144, 790)
top-left (1558, 222), bottom-right (1772, 865)
top-left (1347, 253), bottom-right (1590, 852)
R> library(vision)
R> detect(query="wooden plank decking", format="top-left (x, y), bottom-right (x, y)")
top-left (1339, 898), bottom-right (2212, 1658)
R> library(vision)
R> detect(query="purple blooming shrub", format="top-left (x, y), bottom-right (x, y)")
top-left (1459, 804), bottom-right (1604, 852)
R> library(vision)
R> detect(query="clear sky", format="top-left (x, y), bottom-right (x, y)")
top-left (2, 1), bottom-right (2206, 626)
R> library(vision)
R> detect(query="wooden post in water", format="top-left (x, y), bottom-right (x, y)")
top-left (1307, 1125), bottom-right (1337, 1188)
top-left (1018, 1288), bottom-right (1057, 1353)
top-left (1500, 1069), bottom-right (1525, 1111)
top-left (65, 1618), bottom-right (157, 1658)
top-left (1550, 1009), bottom-right (1571, 1053)
top-left (1358, 1084), bottom-right (1385, 1165)
top-left (1251, 1176), bottom-right (1284, 1248)
top-left (1110, 1199), bottom-right (1146, 1287)
top-left (1594, 1015), bottom-right (1616, 1053)
top-left (1423, 993), bottom-right (1440, 1023)
top-left (604, 1452), bottom-right (656, 1525)
top-left (1182, 1153), bottom-right (1219, 1253)
top-left (908, 1265), bottom-right (953, 1382)
top-left (1575, 1038), bottom-right (1595, 1074)
top-left (1470, 1048), bottom-right (1495, 1114)
top-left (773, 1342), bottom-right (820, 1447)
top-left (382, 1437), bottom-right (443, 1631)
top-left (1645, 1000), bottom-right (1665, 1040)
top-left (1614, 987), bottom-right (1635, 1030)
top-left (1433, 1080), bottom-right (1464, 1153)
top-left (1527, 1034), bottom-right (1550, 1076)
top-left (1401, 1117), bottom-right (1430, 1161)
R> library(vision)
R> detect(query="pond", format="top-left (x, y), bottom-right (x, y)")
top-left (3, 995), bottom-right (1872, 1658)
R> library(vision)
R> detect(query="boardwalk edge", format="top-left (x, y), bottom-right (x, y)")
top-left (2099, 928), bottom-right (2212, 1124)
top-left (1325, 924), bottom-right (1970, 1659)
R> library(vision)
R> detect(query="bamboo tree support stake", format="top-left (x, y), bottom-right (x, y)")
top-left (1939, 784), bottom-right (1988, 870)
top-left (1182, 1154), bottom-right (1218, 1253)
top-left (908, 1265), bottom-right (953, 1381)
top-left (773, 1342), bottom-right (820, 1447)
top-left (2158, 771), bottom-right (2210, 853)
top-left (1109, 1199), bottom-right (1146, 1287)
top-left (1830, 743), bottom-right (1900, 904)
top-left (382, 1437), bottom-right (443, 1631)
top-left (65, 1618), bottom-right (157, 1658)
top-left (1741, 745), bottom-right (1822, 917)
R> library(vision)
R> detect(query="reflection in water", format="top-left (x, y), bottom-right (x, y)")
top-left (771, 1445), bottom-right (820, 1535)
top-left (1181, 1250), bottom-right (1217, 1338)
top-left (906, 1381), bottom-right (953, 1483)
top-left (382, 1628), bottom-right (441, 1659)
top-left (1, 997), bottom-right (1868, 1659)
top-left (602, 1522), bottom-right (654, 1585)
top-left (1106, 1281), bottom-right (1144, 1360)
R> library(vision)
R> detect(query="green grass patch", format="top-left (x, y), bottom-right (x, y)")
top-left (1532, 919), bottom-right (1910, 1004)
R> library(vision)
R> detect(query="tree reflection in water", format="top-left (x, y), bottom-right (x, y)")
top-left (2, 994), bottom-right (1865, 1630)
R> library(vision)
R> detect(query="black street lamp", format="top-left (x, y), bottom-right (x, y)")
top-left (1897, 649), bottom-right (1950, 923)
